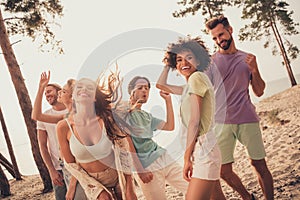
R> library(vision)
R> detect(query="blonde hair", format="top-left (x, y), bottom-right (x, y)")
top-left (67, 79), bottom-right (76, 95)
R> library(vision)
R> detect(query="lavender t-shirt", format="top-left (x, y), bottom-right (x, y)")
top-left (205, 50), bottom-right (259, 124)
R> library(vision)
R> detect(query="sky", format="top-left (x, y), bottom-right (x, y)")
top-left (0, 0), bottom-right (299, 176)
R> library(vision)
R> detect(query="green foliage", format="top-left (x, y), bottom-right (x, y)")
top-left (1, 0), bottom-right (64, 54)
top-left (172, 0), bottom-right (299, 86)
top-left (172, 0), bottom-right (299, 60)
top-left (238, 0), bottom-right (299, 60)
top-left (172, 0), bottom-right (234, 20)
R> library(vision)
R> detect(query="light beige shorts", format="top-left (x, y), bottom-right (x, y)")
top-left (89, 167), bottom-right (121, 198)
top-left (192, 130), bottom-right (221, 180)
top-left (64, 163), bottom-right (118, 199)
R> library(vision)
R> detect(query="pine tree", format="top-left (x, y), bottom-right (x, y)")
top-left (0, 0), bottom-right (63, 192)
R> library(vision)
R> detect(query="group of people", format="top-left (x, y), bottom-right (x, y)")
top-left (31, 15), bottom-right (274, 200)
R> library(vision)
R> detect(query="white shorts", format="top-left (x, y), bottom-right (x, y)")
top-left (135, 152), bottom-right (188, 200)
top-left (192, 130), bottom-right (221, 180)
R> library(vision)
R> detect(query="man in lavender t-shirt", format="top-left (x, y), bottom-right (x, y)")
top-left (205, 15), bottom-right (274, 200)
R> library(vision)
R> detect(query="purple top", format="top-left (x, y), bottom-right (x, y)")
top-left (205, 50), bottom-right (259, 124)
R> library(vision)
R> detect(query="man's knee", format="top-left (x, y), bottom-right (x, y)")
top-left (251, 159), bottom-right (270, 174)
top-left (220, 163), bottom-right (234, 180)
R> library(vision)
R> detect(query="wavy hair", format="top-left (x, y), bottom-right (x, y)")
top-left (205, 15), bottom-right (230, 32)
top-left (95, 69), bottom-right (131, 141)
top-left (166, 36), bottom-right (211, 72)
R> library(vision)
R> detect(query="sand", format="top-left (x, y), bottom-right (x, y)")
top-left (1, 85), bottom-right (300, 200)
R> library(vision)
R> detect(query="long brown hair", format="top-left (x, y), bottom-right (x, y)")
top-left (95, 69), bottom-right (130, 141)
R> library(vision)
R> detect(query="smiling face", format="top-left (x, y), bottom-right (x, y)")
top-left (58, 84), bottom-right (72, 105)
top-left (175, 49), bottom-right (199, 79)
top-left (73, 78), bottom-right (97, 104)
top-left (209, 23), bottom-right (233, 51)
top-left (44, 86), bottom-right (59, 106)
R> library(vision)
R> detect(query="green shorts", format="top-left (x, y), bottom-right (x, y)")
top-left (215, 123), bottom-right (266, 164)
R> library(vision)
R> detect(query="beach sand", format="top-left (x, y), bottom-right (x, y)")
top-left (1, 85), bottom-right (300, 199)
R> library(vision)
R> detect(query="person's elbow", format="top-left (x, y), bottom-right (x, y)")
top-left (167, 126), bottom-right (175, 131)
top-left (164, 123), bottom-right (174, 131)
top-left (31, 112), bottom-right (37, 121)
top-left (156, 83), bottom-right (164, 90)
top-left (156, 83), bottom-right (173, 94)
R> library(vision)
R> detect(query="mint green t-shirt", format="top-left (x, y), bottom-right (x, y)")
top-left (126, 109), bottom-right (166, 168)
top-left (180, 71), bottom-right (215, 136)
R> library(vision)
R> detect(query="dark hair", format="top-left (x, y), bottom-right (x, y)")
top-left (47, 83), bottom-right (61, 92)
top-left (127, 76), bottom-right (151, 95)
top-left (166, 36), bottom-right (210, 72)
top-left (205, 15), bottom-right (230, 31)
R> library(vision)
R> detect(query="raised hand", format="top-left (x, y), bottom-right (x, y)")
top-left (162, 51), bottom-right (177, 68)
top-left (245, 54), bottom-right (258, 73)
top-left (39, 71), bottom-right (51, 89)
top-left (159, 90), bottom-right (171, 101)
top-left (129, 92), bottom-right (142, 111)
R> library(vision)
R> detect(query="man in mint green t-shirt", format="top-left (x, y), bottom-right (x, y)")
top-left (125, 76), bottom-right (188, 200)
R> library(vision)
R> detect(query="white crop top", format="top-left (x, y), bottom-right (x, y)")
top-left (66, 119), bottom-right (113, 163)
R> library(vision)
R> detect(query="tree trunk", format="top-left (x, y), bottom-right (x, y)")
top-left (270, 20), bottom-right (297, 86)
top-left (0, 164), bottom-right (10, 197)
top-left (0, 8), bottom-right (52, 192)
top-left (0, 107), bottom-right (22, 180)
top-left (0, 153), bottom-right (15, 178)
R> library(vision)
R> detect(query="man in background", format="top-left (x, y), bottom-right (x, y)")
top-left (35, 83), bottom-right (68, 199)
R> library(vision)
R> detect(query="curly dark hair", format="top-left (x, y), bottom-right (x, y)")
top-left (166, 36), bottom-right (211, 72)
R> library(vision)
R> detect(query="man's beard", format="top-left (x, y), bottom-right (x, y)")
top-left (49, 98), bottom-right (58, 106)
top-left (217, 36), bottom-right (233, 50)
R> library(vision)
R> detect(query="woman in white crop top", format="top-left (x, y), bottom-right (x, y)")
top-left (57, 75), bottom-right (138, 200)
